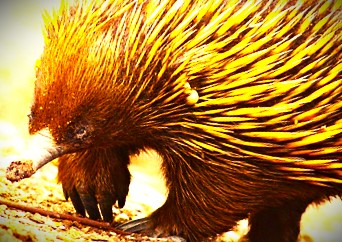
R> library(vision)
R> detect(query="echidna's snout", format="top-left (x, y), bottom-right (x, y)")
top-left (6, 128), bottom-right (66, 181)
top-left (29, 128), bottom-right (66, 169)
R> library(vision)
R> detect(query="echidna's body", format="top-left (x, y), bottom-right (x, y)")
top-left (25, 0), bottom-right (342, 241)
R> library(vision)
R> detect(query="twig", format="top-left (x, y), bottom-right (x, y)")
top-left (0, 197), bottom-right (130, 236)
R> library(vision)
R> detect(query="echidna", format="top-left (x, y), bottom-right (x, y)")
top-left (6, 0), bottom-right (342, 241)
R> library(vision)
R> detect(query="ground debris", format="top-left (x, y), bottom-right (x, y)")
top-left (0, 166), bottom-right (167, 241)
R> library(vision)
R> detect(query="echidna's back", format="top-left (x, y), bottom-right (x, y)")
top-left (169, 0), bottom-right (342, 187)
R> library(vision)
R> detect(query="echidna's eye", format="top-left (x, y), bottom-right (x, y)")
top-left (74, 127), bottom-right (87, 140)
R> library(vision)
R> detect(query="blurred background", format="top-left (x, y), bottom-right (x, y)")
top-left (0, 1), bottom-right (341, 241)
top-left (0, 0), bottom-right (60, 163)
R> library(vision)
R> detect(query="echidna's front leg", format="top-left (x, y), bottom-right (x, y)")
top-left (58, 148), bottom-right (131, 222)
top-left (247, 201), bottom-right (309, 242)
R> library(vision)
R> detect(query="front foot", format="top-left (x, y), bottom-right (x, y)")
top-left (58, 148), bottom-right (131, 222)
top-left (62, 181), bottom-right (120, 222)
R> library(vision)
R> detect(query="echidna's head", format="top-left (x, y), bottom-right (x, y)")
top-left (30, 10), bottom-right (117, 150)
top-left (30, 28), bottom-right (129, 151)
top-left (27, 1), bottom-right (177, 168)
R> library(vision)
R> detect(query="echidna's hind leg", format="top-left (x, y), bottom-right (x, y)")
top-left (247, 201), bottom-right (309, 242)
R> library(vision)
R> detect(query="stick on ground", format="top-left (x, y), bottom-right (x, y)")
top-left (0, 197), bottom-right (130, 236)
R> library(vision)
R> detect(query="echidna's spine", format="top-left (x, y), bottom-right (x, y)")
top-left (157, 0), bottom-right (342, 186)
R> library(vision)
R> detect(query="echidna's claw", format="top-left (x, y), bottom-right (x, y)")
top-left (77, 187), bottom-right (102, 220)
top-left (98, 196), bottom-right (116, 222)
top-left (65, 186), bottom-right (86, 217)
top-left (116, 218), bottom-right (187, 241)
top-left (116, 218), bottom-right (153, 233)
top-left (63, 184), bottom-right (119, 222)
